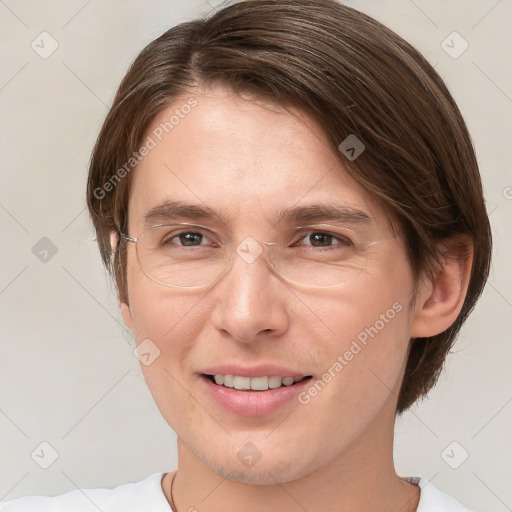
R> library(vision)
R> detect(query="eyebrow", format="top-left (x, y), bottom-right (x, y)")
top-left (142, 200), bottom-right (372, 228)
top-left (274, 203), bottom-right (372, 227)
top-left (143, 200), bottom-right (226, 227)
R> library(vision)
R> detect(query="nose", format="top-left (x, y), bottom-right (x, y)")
top-left (209, 242), bottom-right (290, 343)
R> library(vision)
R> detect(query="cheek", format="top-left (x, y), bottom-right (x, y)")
top-left (126, 262), bottom-right (213, 401)
top-left (295, 299), bottom-right (410, 453)
top-left (312, 291), bottom-right (410, 373)
top-left (126, 275), bottom-right (213, 429)
top-left (125, 244), bottom-right (208, 341)
top-left (306, 252), bottom-right (412, 345)
top-left (302, 262), bottom-right (413, 403)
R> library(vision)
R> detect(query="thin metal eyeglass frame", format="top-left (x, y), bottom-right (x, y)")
top-left (119, 222), bottom-right (387, 290)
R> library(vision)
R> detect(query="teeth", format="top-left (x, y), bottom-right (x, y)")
top-left (250, 376), bottom-right (269, 391)
top-left (211, 374), bottom-right (307, 391)
top-left (268, 376), bottom-right (282, 389)
top-left (282, 377), bottom-right (294, 386)
top-left (234, 376), bottom-right (251, 390)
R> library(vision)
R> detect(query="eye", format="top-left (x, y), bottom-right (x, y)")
top-left (165, 231), bottom-right (213, 247)
top-left (175, 232), bottom-right (206, 246)
top-left (297, 231), bottom-right (352, 248)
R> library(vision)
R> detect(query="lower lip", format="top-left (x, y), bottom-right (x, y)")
top-left (200, 375), bottom-right (312, 417)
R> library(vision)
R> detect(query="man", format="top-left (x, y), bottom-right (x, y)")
top-left (2, 0), bottom-right (491, 510)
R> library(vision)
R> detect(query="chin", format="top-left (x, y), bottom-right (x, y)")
top-left (196, 442), bottom-right (317, 485)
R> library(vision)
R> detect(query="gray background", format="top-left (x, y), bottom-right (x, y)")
top-left (1, 1), bottom-right (511, 510)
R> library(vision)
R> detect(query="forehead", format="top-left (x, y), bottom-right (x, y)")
top-left (127, 85), bottom-right (389, 235)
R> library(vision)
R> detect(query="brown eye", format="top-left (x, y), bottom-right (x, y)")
top-left (177, 232), bottom-right (204, 246)
top-left (297, 231), bottom-right (351, 248)
top-left (308, 233), bottom-right (333, 247)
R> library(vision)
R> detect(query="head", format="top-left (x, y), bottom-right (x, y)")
top-left (87, 0), bottom-right (491, 484)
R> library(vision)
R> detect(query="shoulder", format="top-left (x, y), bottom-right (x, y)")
top-left (0, 473), bottom-right (171, 512)
top-left (407, 476), bottom-right (474, 512)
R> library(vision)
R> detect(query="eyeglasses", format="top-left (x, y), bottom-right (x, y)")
top-left (120, 222), bottom-right (387, 289)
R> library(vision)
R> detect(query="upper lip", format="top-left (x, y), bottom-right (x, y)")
top-left (201, 364), bottom-right (311, 378)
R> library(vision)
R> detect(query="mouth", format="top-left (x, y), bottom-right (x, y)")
top-left (203, 374), bottom-right (313, 391)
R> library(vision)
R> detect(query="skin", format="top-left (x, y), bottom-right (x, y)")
top-left (118, 84), bottom-right (472, 512)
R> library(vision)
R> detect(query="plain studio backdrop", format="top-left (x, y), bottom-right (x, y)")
top-left (0, 1), bottom-right (511, 510)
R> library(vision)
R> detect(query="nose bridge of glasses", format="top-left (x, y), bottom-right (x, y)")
top-left (230, 235), bottom-right (277, 270)
top-left (216, 237), bottom-right (288, 290)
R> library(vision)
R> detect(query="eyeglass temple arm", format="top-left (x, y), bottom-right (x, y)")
top-left (120, 234), bottom-right (137, 244)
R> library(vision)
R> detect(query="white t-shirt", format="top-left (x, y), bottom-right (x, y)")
top-left (0, 473), bottom-right (474, 511)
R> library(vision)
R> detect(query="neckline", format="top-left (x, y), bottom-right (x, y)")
top-left (159, 472), bottom-right (424, 511)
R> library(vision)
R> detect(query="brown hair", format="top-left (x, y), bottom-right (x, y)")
top-left (87, 0), bottom-right (492, 413)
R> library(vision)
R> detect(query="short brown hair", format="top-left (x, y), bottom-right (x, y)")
top-left (87, 0), bottom-right (492, 413)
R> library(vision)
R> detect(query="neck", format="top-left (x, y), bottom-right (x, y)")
top-left (162, 405), bottom-right (420, 512)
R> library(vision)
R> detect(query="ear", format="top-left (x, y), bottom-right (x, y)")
top-left (110, 231), bottom-right (134, 330)
top-left (121, 301), bottom-right (134, 330)
top-left (410, 236), bottom-right (473, 338)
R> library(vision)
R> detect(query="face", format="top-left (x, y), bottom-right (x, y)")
top-left (121, 85), bottom-right (417, 484)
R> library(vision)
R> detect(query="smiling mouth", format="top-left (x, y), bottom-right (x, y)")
top-left (204, 374), bottom-right (313, 391)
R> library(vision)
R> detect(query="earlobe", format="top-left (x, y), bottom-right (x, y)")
top-left (410, 237), bottom-right (473, 338)
top-left (110, 231), bottom-right (119, 254)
